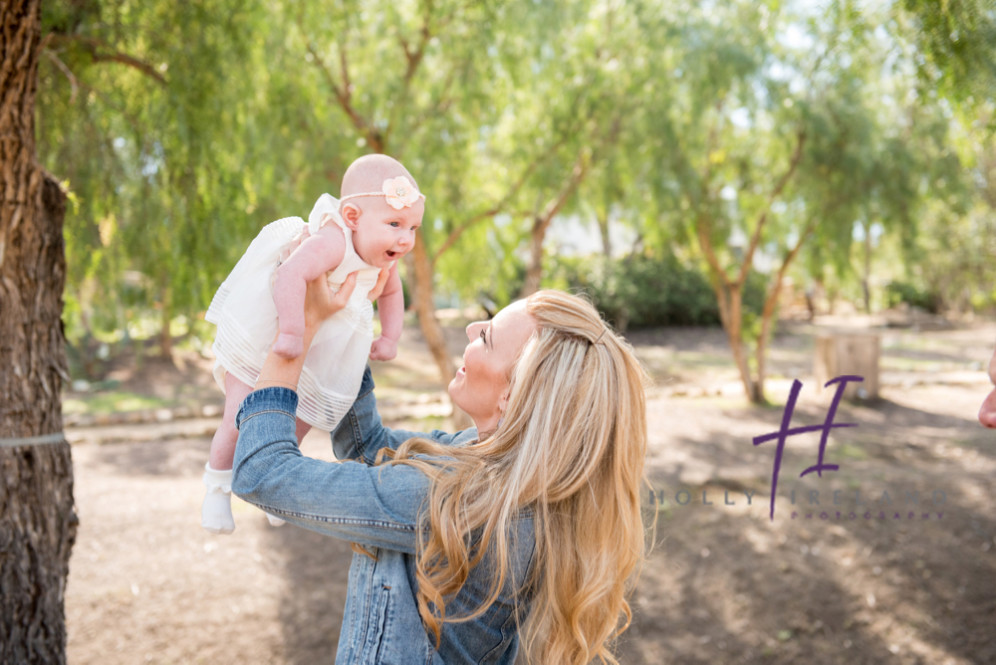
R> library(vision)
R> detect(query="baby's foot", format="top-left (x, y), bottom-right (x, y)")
top-left (265, 513), bottom-right (286, 527)
top-left (202, 488), bottom-right (235, 534)
top-left (202, 464), bottom-right (235, 534)
top-left (273, 333), bottom-right (303, 359)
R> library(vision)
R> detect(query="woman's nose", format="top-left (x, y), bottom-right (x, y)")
top-left (466, 322), bottom-right (481, 341)
top-left (980, 389), bottom-right (996, 428)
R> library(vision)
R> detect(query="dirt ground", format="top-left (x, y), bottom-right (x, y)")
top-left (63, 314), bottom-right (996, 664)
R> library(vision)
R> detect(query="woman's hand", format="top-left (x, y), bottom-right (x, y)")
top-left (256, 272), bottom-right (359, 392)
top-left (367, 268), bottom-right (391, 303)
top-left (304, 271), bottom-right (358, 333)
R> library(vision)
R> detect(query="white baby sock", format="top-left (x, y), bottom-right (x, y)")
top-left (201, 463), bottom-right (235, 534)
top-left (265, 512), bottom-right (286, 527)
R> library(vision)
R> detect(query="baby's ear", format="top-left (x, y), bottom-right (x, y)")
top-left (341, 203), bottom-right (362, 230)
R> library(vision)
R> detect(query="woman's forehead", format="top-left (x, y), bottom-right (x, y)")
top-left (492, 301), bottom-right (535, 345)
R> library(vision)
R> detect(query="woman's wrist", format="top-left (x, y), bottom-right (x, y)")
top-left (254, 378), bottom-right (299, 390)
top-left (255, 328), bottom-right (317, 392)
top-left (255, 271), bottom-right (355, 393)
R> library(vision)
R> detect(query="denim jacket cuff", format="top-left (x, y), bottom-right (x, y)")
top-left (235, 386), bottom-right (299, 429)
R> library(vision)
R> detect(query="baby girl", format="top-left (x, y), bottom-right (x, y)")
top-left (201, 154), bottom-right (424, 533)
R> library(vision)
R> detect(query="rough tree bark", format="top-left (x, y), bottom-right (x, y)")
top-left (1, 1), bottom-right (79, 663)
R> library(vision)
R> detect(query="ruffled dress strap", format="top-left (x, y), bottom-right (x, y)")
top-left (308, 193), bottom-right (343, 237)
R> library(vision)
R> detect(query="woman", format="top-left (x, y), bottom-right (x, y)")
top-left (231, 275), bottom-right (650, 664)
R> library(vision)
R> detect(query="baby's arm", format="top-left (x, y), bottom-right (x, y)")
top-left (272, 224), bottom-right (346, 359)
top-left (369, 264), bottom-right (404, 361)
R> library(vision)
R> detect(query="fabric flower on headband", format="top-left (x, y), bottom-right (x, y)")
top-left (382, 176), bottom-right (422, 210)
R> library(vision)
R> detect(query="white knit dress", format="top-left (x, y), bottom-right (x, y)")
top-left (206, 194), bottom-right (383, 431)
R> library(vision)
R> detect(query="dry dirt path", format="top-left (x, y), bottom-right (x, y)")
top-left (64, 319), bottom-right (996, 664)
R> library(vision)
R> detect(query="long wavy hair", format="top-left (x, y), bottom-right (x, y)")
top-left (378, 290), bottom-right (650, 664)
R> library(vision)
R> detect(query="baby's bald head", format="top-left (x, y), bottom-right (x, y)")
top-left (341, 154), bottom-right (420, 198)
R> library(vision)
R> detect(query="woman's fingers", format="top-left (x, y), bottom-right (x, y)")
top-left (304, 271), bottom-right (357, 329)
top-left (368, 267), bottom-right (391, 302)
top-left (332, 272), bottom-right (359, 309)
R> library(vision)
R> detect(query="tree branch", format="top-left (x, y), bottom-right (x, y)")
top-left (384, 0), bottom-right (436, 150)
top-left (45, 34), bottom-right (166, 85)
top-left (761, 215), bottom-right (819, 323)
top-left (298, 18), bottom-right (383, 152)
top-left (737, 127), bottom-right (807, 285)
top-left (539, 149), bottom-right (589, 223)
top-left (43, 50), bottom-right (79, 103)
top-left (429, 146), bottom-right (555, 265)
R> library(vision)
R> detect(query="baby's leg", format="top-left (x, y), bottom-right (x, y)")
top-left (264, 417), bottom-right (312, 528)
top-left (295, 418), bottom-right (312, 444)
top-left (202, 373), bottom-right (253, 534)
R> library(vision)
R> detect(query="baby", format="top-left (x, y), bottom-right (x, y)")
top-left (201, 154), bottom-right (424, 534)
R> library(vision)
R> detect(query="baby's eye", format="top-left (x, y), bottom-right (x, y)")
top-left (389, 221), bottom-right (401, 227)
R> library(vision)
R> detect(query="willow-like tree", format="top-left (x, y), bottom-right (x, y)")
top-left (269, 0), bottom-right (627, 387)
top-left (629, 0), bottom-right (952, 403)
top-left (37, 0), bottom-right (266, 360)
top-left (0, 1), bottom-right (78, 662)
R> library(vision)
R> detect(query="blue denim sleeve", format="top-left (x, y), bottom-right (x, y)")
top-left (232, 387), bottom-right (436, 553)
top-left (331, 366), bottom-right (478, 464)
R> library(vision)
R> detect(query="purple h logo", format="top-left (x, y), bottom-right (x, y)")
top-left (752, 375), bottom-right (863, 520)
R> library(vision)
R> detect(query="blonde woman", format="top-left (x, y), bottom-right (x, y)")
top-left (231, 276), bottom-right (650, 664)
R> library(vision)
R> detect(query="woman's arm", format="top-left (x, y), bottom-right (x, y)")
top-left (331, 366), bottom-right (479, 464)
top-left (232, 386), bottom-right (427, 552)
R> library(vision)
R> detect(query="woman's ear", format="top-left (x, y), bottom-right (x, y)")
top-left (341, 203), bottom-right (362, 231)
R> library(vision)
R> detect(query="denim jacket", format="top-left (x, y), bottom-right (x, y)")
top-left (232, 368), bottom-right (535, 664)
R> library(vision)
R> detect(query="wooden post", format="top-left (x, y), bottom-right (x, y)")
top-left (814, 334), bottom-right (880, 400)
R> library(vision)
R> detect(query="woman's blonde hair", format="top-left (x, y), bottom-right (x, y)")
top-left (379, 290), bottom-right (650, 664)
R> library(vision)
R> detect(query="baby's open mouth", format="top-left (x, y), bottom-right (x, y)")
top-left (386, 250), bottom-right (397, 258)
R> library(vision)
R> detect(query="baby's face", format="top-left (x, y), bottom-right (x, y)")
top-left (348, 197), bottom-right (424, 268)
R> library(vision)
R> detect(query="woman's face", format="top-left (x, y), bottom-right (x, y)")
top-left (448, 300), bottom-right (537, 432)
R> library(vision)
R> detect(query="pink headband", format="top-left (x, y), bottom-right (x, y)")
top-left (340, 176), bottom-right (425, 210)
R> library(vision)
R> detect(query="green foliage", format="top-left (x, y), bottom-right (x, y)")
top-left (545, 252), bottom-right (765, 330)
top-left (884, 280), bottom-right (941, 313)
top-left (897, 0), bottom-right (996, 111)
top-left (32, 0), bottom-right (996, 387)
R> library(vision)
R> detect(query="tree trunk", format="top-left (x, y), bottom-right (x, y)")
top-left (0, 2), bottom-right (78, 663)
top-left (596, 210), bottom-right (612, 260)
top-left (410, 234), bottom-right (455, 386)
top-left (520, 215), bottom-right (549, 298)
top-left (160, 289), bottom-right (173, 361)
top-left (862, 223), bottom-right (872, 314)
top-left (410, 237), bottom-right (473, 428)
top-left (715, 280), bottom-right (762, 404)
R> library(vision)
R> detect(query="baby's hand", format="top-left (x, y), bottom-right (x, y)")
top-left (273, 332), bottom-right (304, 359)
top-left (369, 336), bottom-right (398, 362)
